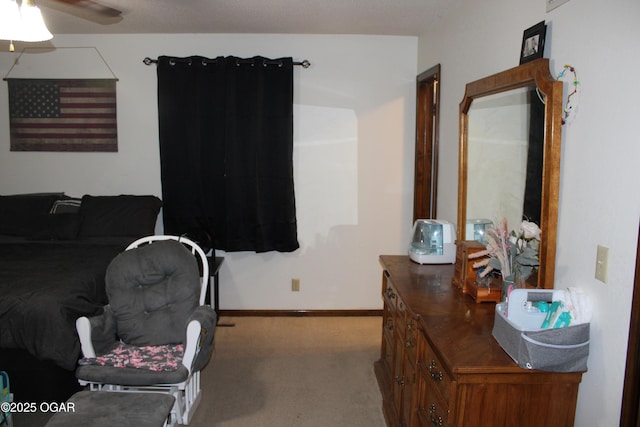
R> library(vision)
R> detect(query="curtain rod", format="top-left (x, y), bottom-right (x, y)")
top-left (143, 57), bottom-right (310, 68)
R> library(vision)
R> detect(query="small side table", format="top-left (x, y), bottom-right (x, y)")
top-left (207, 256), bottom-right (234, 327)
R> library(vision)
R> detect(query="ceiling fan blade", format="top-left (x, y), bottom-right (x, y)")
top-left (51, 0), bottom-right (122, 18)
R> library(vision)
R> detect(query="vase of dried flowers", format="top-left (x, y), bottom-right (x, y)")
top-left (469, 218), bottom-right (541, 302)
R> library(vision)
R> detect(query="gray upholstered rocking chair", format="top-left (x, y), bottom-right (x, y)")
top-left (75, 235), bottom-right (217, 426)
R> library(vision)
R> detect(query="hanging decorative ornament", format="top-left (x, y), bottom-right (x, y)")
top-left (557, 64), bottom-right (581, 125)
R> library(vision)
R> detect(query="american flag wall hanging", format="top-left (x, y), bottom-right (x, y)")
top-left (7, 78), bottom-right (118, 152)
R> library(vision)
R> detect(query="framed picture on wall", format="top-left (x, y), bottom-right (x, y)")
top-left (520, 21), bottom-right (547, 64)
top-left (7, 78), bottom-right (118, 152)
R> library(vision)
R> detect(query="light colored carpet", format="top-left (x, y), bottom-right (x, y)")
top-left (12, 316), bottom-right (386, 427)
top-left (188, 316), bottom-right (386, 427)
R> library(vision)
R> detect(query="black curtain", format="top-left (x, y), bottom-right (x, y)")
top-left (157, 55), bottom-right (299, 253)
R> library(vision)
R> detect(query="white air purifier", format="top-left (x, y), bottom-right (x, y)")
top-left (408, 219), bottom-right (456, 264)
top-left (466, 218), bottom-right (493, 244)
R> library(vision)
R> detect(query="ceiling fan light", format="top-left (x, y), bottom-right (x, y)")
top-left (18, 0), bottom-right (53, 42)
top-left (0, 0), bottom-right (22, 41)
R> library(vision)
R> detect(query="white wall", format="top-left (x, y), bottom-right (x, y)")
top-left (0, 34), bottom-right (418, 310)
top-left (417, 0), bottom-right (640, 425)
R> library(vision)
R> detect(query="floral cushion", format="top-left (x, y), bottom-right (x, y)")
top-left (79, 343), bottom-right (184, 372)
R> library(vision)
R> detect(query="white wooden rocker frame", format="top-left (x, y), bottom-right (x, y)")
top-left (75, 235), bottom-right (210, 426)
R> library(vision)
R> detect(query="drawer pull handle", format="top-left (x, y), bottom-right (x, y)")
top-left (386, 288), bottom-right (396, 299)
top-left (394, 375), bottom-right (405, 386)
top-left (429, 360), bottom-right (443, 381)
top-left (405, 339), bottom-right (415, 349)
top-left (407, 319), bottom-right (415, 330)
top-left (386, 319), bottom-right (394, 331)
top-left (429, 404), bottom-right (444, 426)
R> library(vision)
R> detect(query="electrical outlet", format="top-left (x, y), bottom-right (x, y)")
top-left (595, 245), bottom-right (609, 283)
top-left (291, 278), bottom-right (300, 292)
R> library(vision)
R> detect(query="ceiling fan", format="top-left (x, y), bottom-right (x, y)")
top-left (1, 0), bottom-right (121, 52)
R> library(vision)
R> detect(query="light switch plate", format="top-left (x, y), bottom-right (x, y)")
top-left (547, 0), bottom-right (570, 12)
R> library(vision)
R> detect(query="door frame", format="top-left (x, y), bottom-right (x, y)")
top-left (413, 64), bottom-right (441, 222)
top-left (621, 221), bottom-right (640, 426)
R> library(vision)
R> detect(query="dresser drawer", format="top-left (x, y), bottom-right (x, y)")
top-left (419, 333), bottom-right (453, 404)
top-left (404, 315), bottom-right (419, 363)
top-left (381, 322), bottom-right (394, 372)
top-left (393, 294), bottom-right (408, 341)
top-left (383, 311), bottom-right (395, 340)
top-left (383, 271), bottom-right (398, 308)
top-left (417, 382), bottom-right (449, 427)
top-left (396, 294), bottom-right (407, 320)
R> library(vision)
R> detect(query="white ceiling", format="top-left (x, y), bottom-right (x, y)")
top-left (36, 0), bottom-right (452, 36)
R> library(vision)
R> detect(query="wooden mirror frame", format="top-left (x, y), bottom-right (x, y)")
top-left (457, 58), bottom-right (563, 289)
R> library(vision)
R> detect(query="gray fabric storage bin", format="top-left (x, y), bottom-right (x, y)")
top-left (492, 302), bottom-right (590, 372)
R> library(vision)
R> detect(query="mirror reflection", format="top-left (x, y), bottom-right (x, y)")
top-left (465, 86), bottom-right (544, 237)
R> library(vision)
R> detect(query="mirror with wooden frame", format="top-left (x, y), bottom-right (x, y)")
top-left (457, 58), bottom-right (563, 289)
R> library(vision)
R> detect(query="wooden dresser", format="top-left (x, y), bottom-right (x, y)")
top-left (374, 255), bottom-right (583, 427)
